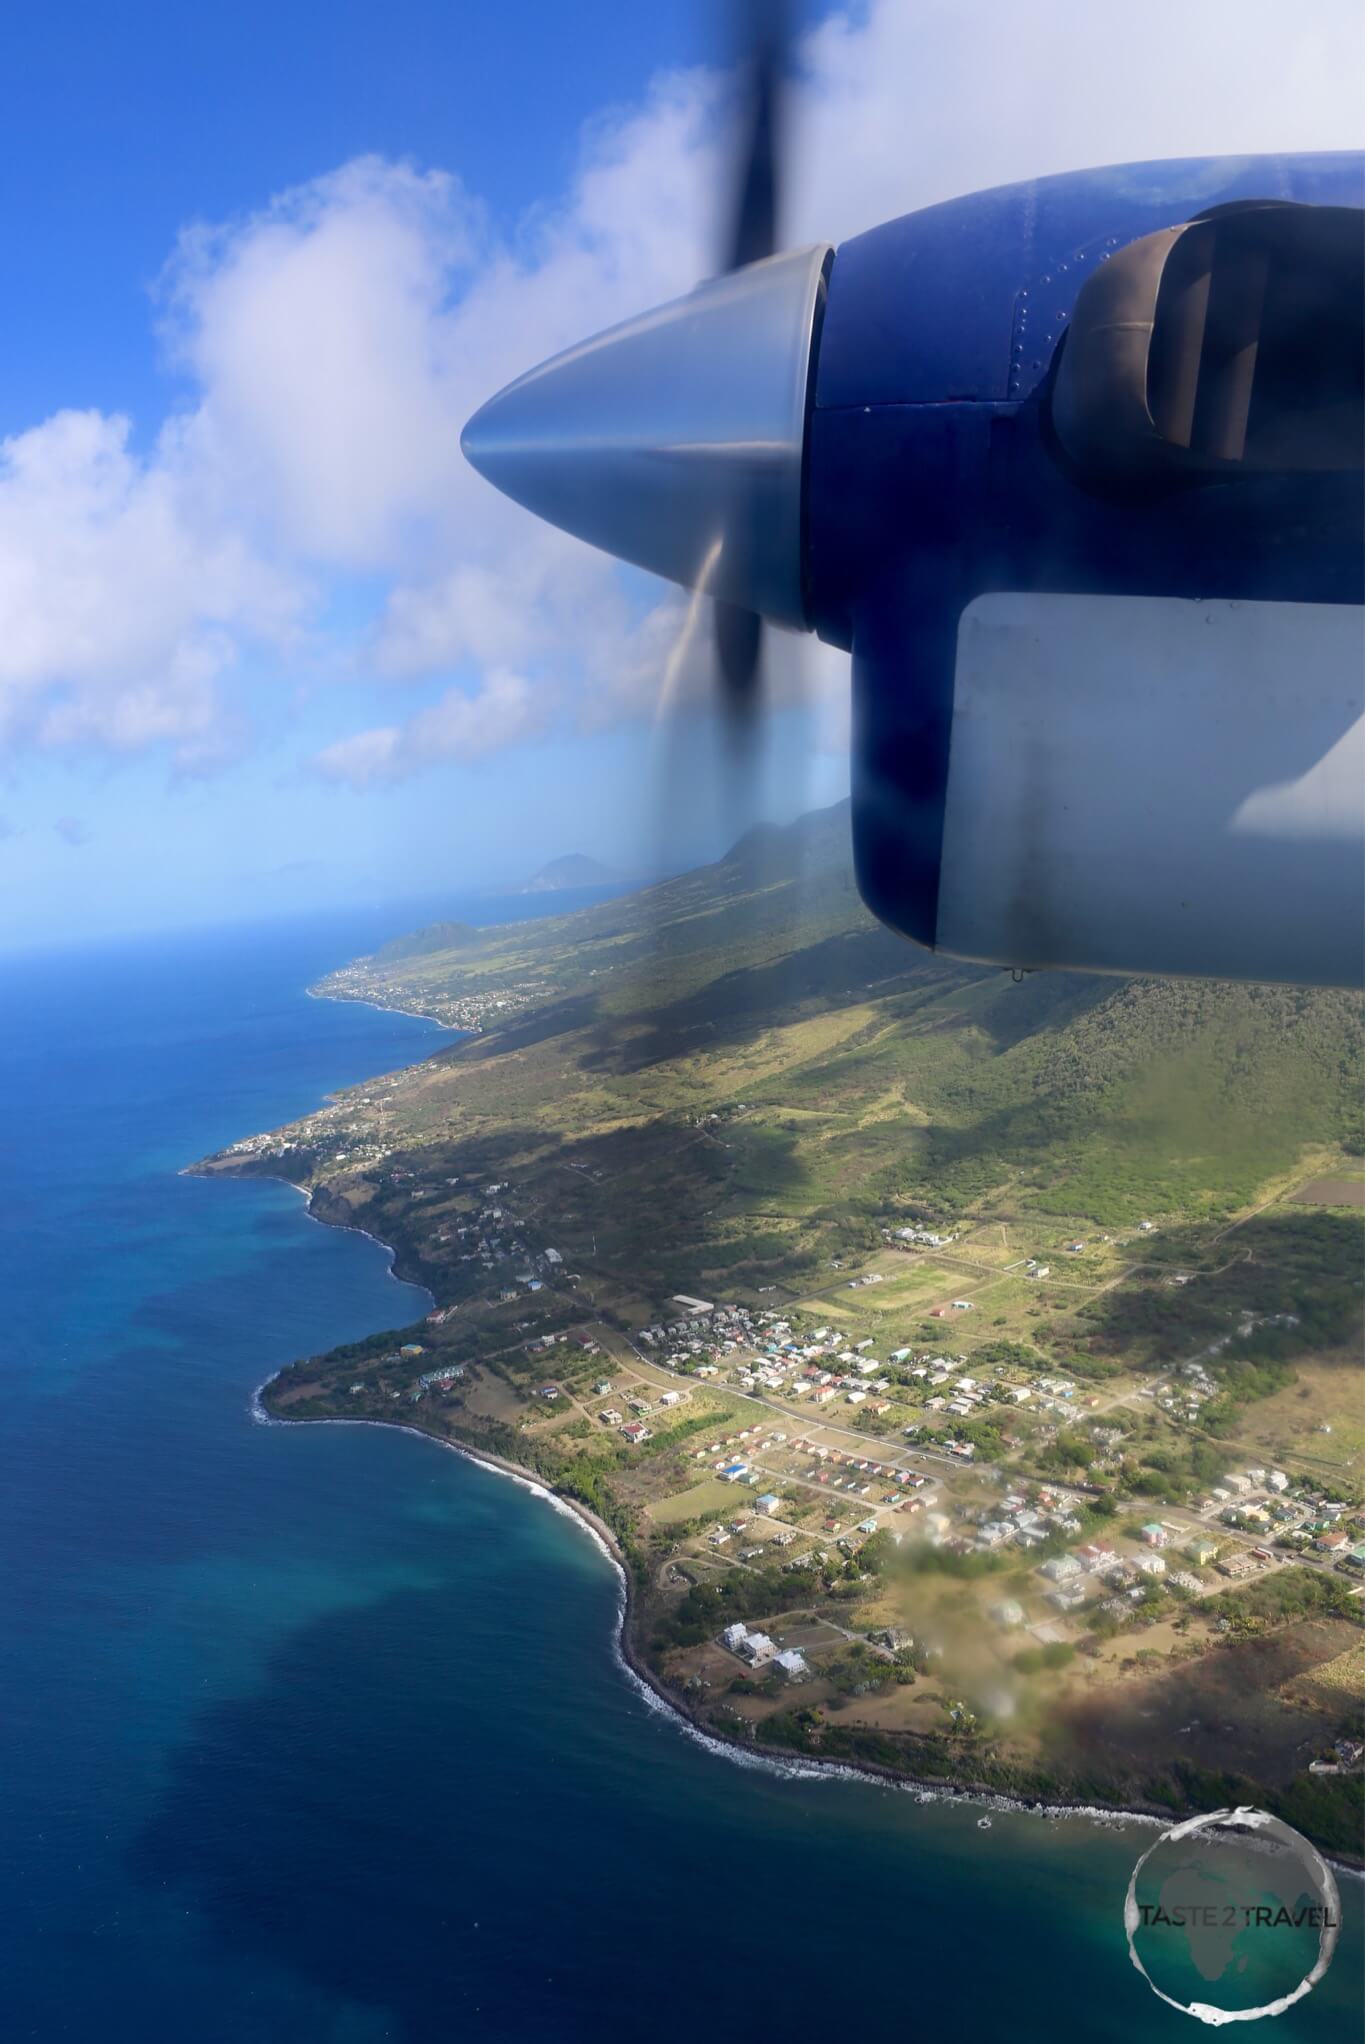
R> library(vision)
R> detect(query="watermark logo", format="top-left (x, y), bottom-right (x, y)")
top-left (1124, 1807), bottom-right (1340, 2026)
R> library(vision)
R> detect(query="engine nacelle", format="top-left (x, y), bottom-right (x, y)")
top-left (806, 153), bottom-right (1363, 987)
top-left (463, 151), bottom-right (1365, 988)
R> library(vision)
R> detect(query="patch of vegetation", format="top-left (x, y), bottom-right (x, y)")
top-left (1205, 1568), bottom-right (1364, 1634)
top-left (1013, 1642), bottom-right (1076, 1674)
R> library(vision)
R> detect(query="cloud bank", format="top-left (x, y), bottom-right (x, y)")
top-left (0, 0), bottom-right (1360, 783)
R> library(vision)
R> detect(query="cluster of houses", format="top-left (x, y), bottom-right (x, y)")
top-left (413, 1361), bottom-right (465, 1398)
top-left (215, 1087), bottom-right (401, 1178)
top-left (975, 1478), bottom-right (1360, 1624)
top-left (719, 1623), bottom-right (809, 1680)
top-left (689, 1425), bottom-right (792, 1487)
top-left (648, 1308), bottom-right (1081, 1445)
top-left (638, 1299), bottom-right (797, 1377)
top-left (1145, 1312), bottom-right (1305, 1425)
top-left (907, 1358), bottom-right (990, 1419)
top-left (1148, 1357), bottom-right (1219, 1421)
top-left (706, 1508), bottom-right (801, 1559)
top-left (595, 1372), bottom-right (693, 1446)
top-left (904, 1357), bottom-right (1078, 1424)
top-left (796, 1440), bottom-right (938, 1509)
top-left (642, 1306), bottom-right (919, 1415)
top-left (317, 959), bottom-right (547, 1034)
top-left (972, 1486), bottom-right (1086, 1560)
top-left (1033, 1531), bottom-right (1219, 1613)
top-left (1202, 1468), bottom-right (1365, 1568)
top-left (637, 1294), bottom-right (1093, 1448)
top-left (431, 1179), bottom-right (566, 1298)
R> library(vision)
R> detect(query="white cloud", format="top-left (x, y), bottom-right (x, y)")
top-left (792, 0), bottom-right (1364, 242)
top-left (0, 408), bottom-right (295, 764)
top-left (0, 0), bottom-right (1360, 782)
top-left (163, 158), bottom-right (485, 570)
top-left (312, 669), bottom-right (539, 787)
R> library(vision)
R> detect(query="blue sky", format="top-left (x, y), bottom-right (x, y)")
top-left (1, 0), bottom-right (1360, 948)
top-left (0, 2), bottom-right (727, 436)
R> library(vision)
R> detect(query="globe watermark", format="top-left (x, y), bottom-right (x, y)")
top-left (1124, 1807), bottom-right (1341, 2026)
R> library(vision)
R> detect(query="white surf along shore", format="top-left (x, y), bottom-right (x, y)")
top-left (248, 1347), bottom-right (1175, 1851)
top-left (306, 984), bottom-right (459, 1031)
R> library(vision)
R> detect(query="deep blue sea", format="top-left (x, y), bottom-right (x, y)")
top-left (0, 907), bottom-right (1359, 2043)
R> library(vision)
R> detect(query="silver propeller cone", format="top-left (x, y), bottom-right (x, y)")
top-left (459, 242), bottom-right (831, 630)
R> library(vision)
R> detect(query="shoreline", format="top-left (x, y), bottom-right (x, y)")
top-left (306, 985), bottom-right (459, 1032)
top-left (282, 1180), bottom-right (435, 1300)
top-left (213, 1154), bottom-right (1363, 1875)
top-left (249, 1365), bottom-right (1364, 1872)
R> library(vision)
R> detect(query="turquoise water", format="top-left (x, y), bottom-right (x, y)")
top-left (0, 913), bottom-right (1358, 2042)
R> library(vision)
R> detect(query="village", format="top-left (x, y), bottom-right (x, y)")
top-left (315, 958), bottom-right (553, 1033)
top-left (261, 1151), bottom-right (1362, 1818)
top-left (214, 1032), bottom-right (1365, 1855)
top-left (271, 1159), bottom-right (1365, 1589)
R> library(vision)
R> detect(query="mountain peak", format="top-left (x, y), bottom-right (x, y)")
top-left (521, 853), bottom-right (620, 894)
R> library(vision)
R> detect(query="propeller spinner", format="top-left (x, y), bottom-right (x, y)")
top-left (458, 241), bottom-right (830, 630)
top-left (461, 0), bottom-right (826, 739)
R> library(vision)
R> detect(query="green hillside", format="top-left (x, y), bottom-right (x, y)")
top-left (317, 803), bottom-right (1360, 1216)
top-left (213, 800), bottom-right (1365, 1322)
top-left (372, 919), bottom-right (478, 963)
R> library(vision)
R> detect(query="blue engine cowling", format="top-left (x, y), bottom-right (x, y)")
top-left (806, 152), bottom-right (1364, 986)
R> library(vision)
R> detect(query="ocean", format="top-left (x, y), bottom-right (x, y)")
top-left (0, 908), bottom-right (1358, 2043)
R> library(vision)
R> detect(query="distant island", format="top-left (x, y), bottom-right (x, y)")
top-left (198, 802), bottom-right (1365, 1856)
top-left (521, 852), bottom-right (620, 894)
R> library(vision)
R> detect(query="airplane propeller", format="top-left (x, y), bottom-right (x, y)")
top-left (460, 0), bottom-right (828, 895)
top-left (712, 0), bottom-right (789, 728)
